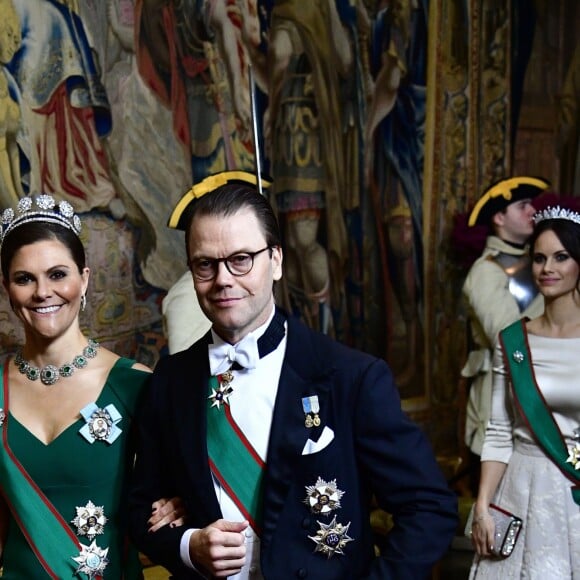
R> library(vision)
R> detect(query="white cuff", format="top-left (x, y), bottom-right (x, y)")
top-left (179, 528), bottom-right (196, 569)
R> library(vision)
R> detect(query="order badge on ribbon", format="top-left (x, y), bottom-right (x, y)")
top-left (208, 372), bottom-right (234, 410)
top-left (302, 395), bottom-right (321, 428)
top-left (79, 403), bottom-right (122, 444)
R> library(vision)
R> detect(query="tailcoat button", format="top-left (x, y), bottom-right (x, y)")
top-left (296, 569), bottom-right (308, 579)
top-left (301, 517), bottom-right (311, 528)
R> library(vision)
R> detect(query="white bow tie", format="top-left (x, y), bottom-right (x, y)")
top-left (208, 334), bottom-right (259, 376)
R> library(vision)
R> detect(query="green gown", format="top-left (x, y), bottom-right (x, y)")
top-left (0, 358), bottom-right (149, 579)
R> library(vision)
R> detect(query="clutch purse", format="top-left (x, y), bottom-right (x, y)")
top-left (465, 503), bottom-right (523, 558)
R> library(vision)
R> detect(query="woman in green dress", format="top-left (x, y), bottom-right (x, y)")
top-left (0, 194), bottom-right (181, 578)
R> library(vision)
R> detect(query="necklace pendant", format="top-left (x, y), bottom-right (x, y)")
top-left (40, 365), bottom-right (60, 386)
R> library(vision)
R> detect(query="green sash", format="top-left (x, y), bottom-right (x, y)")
top-left (206, 375), bottom-right (265, 534)
top-left (0, 364), bottom-right (82, 578)
top-left (500, 321), bottom-right (580, 505)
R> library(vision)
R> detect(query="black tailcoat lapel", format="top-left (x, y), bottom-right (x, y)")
top-left (260, 317), bottom-right (335, 551)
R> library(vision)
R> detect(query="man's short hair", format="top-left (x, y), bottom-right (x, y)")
top-left (167, 171), bottom-right (281, 262)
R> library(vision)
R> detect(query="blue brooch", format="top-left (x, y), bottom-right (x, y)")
top-left (79, 403), bottom-right (122, 444)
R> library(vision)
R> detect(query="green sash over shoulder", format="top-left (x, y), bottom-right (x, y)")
top-left (500, 320), bottom-right (580, 505)
top-left (0, 364), bottom-right (81, 579)
top-left (206, 375), bottom-right (265, 534)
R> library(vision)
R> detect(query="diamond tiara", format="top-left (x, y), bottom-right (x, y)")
top-left (0, 194), bottom-right (82, 249)
top-left (533, 206), bottom-right (580, 226)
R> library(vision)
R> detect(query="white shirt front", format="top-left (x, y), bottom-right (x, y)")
top-left (180, 308), bottom-right (286, 578)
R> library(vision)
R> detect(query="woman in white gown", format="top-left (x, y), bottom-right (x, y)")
top-left (469, 206), bottom-right (580, 579)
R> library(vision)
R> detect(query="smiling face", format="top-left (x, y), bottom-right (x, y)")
top-left (3, 239), bottom-right (89, 342)
top-left (532, 229), bottom-right (580, 300)
top-left (188, 207), bottom-right (283, 344)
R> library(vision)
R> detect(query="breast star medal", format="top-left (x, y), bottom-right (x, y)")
top-left (72, 501), bottom-right (108, 540)
top-left (304, 477), bottom-right (344, 515)
top-left (208, 371), bottom-right (234, 409)
top-left (79, 403), bottom-right (122, 444)
top-left (567, 427), bottom-right (580, 469)
top-left (309, 515), bottom-right (354, 558)
top-left (72, 540), bottom-right (109, 578)
top-left (302, 395), bottom-right (321, 428)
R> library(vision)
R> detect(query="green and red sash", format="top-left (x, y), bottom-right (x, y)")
top-left (206, 375), bottom-right (265, 534)
top-left (0, 364), bottom-right (84, 578)
top-left (500, 321), bottom-right (580, 505)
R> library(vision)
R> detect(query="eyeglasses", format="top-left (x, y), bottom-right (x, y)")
top-left (190, 246), bottom-right (272, 281)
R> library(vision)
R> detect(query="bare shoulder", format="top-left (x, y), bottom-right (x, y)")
top-left (131, 362), bottom-right (152, 373)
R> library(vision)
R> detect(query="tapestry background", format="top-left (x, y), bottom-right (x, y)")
top-left (0, 0), bottom-right (578, 469)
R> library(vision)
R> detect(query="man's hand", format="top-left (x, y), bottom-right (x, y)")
top-left (148, 497), bottom-right (186, 532)
top-left (189, 519), bottom-right (249, 577)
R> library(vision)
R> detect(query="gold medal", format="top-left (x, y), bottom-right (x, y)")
top-left (302, 395), bottom-right (320, 429)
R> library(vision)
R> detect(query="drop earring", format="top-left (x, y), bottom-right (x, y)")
top-left (81, 294), bottom-right (87, 312)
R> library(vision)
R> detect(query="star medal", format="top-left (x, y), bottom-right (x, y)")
top-left (566, 428), bottom-right (580, 469)
top-left (72, 540), bottom-right (109, 578)
top-left (79, 403), bottom-right (122, 444)
top-left (302, 395), bottom-right (320, 428)
top-left (304, 477), bottom-right (344, 515)
top-left (72, 501), bottom-right (108, 540)
top-left (209, 371), bottom-right (234, 409)
top-left (309, 515), bottom-right (354, 558)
